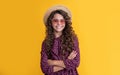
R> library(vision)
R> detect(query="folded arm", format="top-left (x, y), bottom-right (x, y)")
top-left (47, 37), bottom-right (80, 70)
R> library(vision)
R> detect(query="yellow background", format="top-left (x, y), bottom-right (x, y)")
top-left (0, 0), bottom-right (120, 75)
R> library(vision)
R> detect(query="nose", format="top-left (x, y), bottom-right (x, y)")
top-left (57, 21), bottom-right (61, 25)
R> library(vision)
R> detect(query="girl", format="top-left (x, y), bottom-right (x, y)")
top-left (40, 5), bottom-right (80, 75)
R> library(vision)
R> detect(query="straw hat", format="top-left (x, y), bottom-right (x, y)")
top-left (43, 5), bottom-right (72, 25)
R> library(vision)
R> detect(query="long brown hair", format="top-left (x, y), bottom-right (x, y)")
top-left (44, 9), bottom-right (77, 59)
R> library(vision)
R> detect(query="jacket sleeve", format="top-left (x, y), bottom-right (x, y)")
top-left (40, 41), bottom-right (54, 74)
top-left (63, 36), bottom-right (80, 70)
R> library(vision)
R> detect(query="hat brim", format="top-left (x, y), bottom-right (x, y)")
top-left (43, 5), bottom-right (72, 25)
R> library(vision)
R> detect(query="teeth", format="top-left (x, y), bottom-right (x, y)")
top-left (56, 26), bottom-right (62, 29)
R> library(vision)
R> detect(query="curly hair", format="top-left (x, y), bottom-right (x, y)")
top-left (44, 9), bottom-right (77, 59)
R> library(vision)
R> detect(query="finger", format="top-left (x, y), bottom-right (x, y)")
top-left (69, 51), bottom-right (77, 59)
top-left (74, 51), bottom-right (77, 54)
top-left (70, 51), bottom-right (74, 55)
top-left (71, 53), bottom-right (77, 59)
top-left (71, 50), bottom-right (75, 54)
top-left (71, 51), bottom-right (76, 55)
top-left (71, 50), bottom-right (75, 55)
top-left (69, 53), bottom-right (75, 59)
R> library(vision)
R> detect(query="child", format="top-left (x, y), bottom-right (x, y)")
top-left (40, 5), bottom-right (80, 75)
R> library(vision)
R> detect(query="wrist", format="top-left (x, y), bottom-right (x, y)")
top-left (53, 60), bottom-right (57, 65)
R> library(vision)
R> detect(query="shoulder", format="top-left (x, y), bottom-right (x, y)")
top-left (73, 34), bottom-right (78, 42)
top-left (73, 35), bottom-right (79, 46)
top-left (41, 39), bottom-right (46, 47)
top-left (41, 40), bottom-right (47, 53)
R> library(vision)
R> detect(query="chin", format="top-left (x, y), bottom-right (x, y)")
top-left (55, 30), bottom-right (63, 33)
top-left (55, 29), bottom-right (64, 32)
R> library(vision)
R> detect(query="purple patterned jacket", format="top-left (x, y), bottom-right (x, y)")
top-left (40, 36), bottom-right (80, 75)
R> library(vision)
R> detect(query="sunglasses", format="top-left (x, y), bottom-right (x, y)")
top-left (51, 19), bottom-right (65, 24)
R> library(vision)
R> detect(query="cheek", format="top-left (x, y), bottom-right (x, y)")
top-left (63, 24), bottom-right (66, 27)
top-left (51, 23), bottom-right (56, 28)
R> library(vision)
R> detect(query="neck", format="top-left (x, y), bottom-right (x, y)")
top-left (54, 31), bottom-right (62, 38)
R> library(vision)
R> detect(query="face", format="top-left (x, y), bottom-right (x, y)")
top-left (51, 13), bottom-right (65, 33)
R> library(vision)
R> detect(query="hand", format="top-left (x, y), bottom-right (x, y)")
top-left (68, 50), bottom-right (77, 59)
top-left (48, 60), bottom-right (66, 68)
top-left (47, 59), bottom-right (54, 66)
